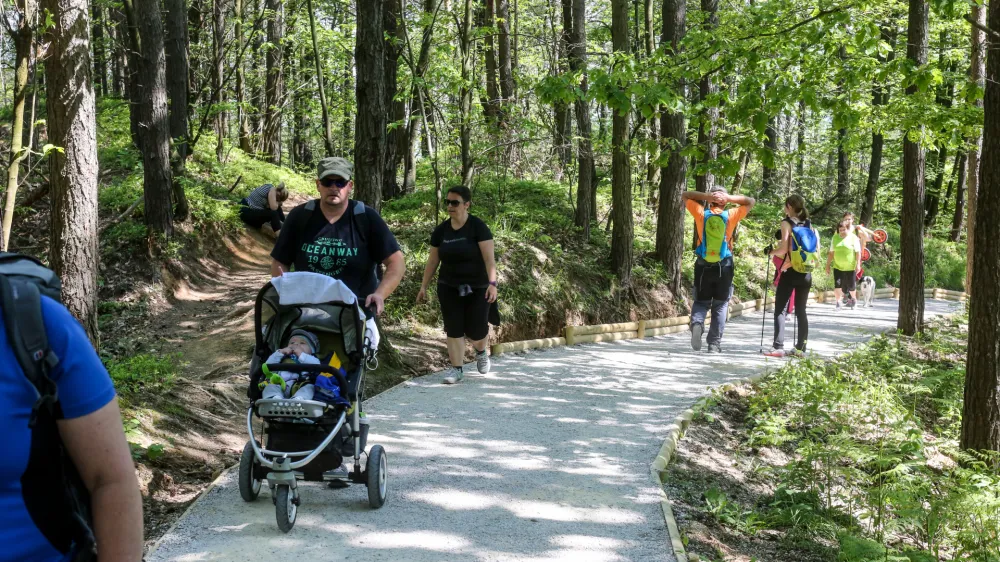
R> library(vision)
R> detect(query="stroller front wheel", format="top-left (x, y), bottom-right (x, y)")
top-left (238, 441), bottom-right (262, 502)
top-left (275, 485), bottom-right (297, 532)
top-left (366, 444), bottom-right (387, 509)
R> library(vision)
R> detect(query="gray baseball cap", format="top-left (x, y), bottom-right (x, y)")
top-left (317, 157), bottom-right (353, 181)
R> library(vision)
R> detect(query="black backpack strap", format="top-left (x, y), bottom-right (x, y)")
top-left (350, 200), bottom-right (382, 285)
top-left (0, 275), bottom-right (60, 426)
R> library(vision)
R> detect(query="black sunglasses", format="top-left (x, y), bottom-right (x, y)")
top-left (320, 177), bottom-right (349, 188)
top-left (445, 199), bottom-right (465, 207)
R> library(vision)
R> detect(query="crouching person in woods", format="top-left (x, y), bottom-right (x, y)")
top-left (0, 282), bottom-right (143, 560)
top-left (417, 185), bottom-right (498, 384)
top-left (682, 186), bottom-right (755, 353)
top-left (240, 182), bottom-right (289, 239)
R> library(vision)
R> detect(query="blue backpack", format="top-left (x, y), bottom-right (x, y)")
top-left (788, 220), bottom-right (820, 273)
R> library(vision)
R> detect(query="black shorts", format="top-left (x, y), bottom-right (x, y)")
top-left (833, 269), bottom-right (857, 292)
top-left (438, 283), bottom-right (490, 340)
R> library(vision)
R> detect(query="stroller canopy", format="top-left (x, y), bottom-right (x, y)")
top-left (255, 272), bottom-right (374, 364)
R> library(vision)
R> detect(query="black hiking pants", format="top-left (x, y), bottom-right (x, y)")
top-left (239, 198), bottom-right (285, 231)
top-left (773, 269), bottom-right (811, 351)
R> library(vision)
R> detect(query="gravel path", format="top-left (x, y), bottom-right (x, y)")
top-left (149, 298), bottom-right (960, 562)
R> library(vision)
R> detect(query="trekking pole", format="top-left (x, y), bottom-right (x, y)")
top-left (759, 254), bottom-right (771, 352)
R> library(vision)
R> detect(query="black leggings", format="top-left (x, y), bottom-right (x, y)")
top-left (239, 199), bottom-right (285, 231)
top-left (438, 283), bottom-right (490, 341)
top-left (773, 269), bottom-right (811, 351)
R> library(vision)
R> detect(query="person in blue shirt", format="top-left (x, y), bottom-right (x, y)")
top-left (0, 296), bottom-right (143, 561)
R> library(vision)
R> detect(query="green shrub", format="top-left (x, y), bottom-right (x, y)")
top-left (105, 353), bottom-right (178, 400)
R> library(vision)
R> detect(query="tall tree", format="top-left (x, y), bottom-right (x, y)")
top-left (92, 2), bottom-right (107, 96)
top-left (610, 0), bottom-right (632, 283)
top-left (761, 116), bottom-right (778, 195)
top-left (482, 0), bottom-right (500, 123)
top-left (967, 2), bottom-right (985, 293)
top-left (458, 0), bottom-right (475, 185)
top-left (862, 27), bottom-right (895, 227)
top-left (354, 0), bottom-right (386, 209)
top-left (949, 151), bottom-right (968, 241)
top-left (924, 145), bottom-right (948, 227)
top-left (383, 0), bottom-right (404, 199)
top-left (305, 0), bottom-right (333, 156)
top-left (897, 0), bottom-right (927, 336)
top-left (569, 0), bottom-right (593, 236)
top-left (696, 0), bottom-right (718, 192)
top-left (212, 0), bottom-right (226, 161)
top-left (2, 0), bottom-right (37, 251)
top-left (836, 126), bottom-right (849, 202)
top-left (496, 0), bottom-right (515, 122)
top-left (403, 0), bottom-right (437, 193)
top-left (164, 0), bottom-right (190, 221)
top-left (655, 0), bottom-right (686, 297)
top-left (236, 0), bottom-right (252, 153)
top-left (262, 0), bottom-right (284, 164)
top-left (961, 0), bottom-right (1000, 452)
top-left (551, 0), bottom-right (572, 179)
top-left (43, 0), bottom-right (100, 342)
top-left (131, 0), bottom-right (175, 238)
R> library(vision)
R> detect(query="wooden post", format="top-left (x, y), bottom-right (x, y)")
top-left (756, 298), bottom-right (763, 311)
top-left (893, 288), bottom-right (900, 299)
top-left (816, 291), bottom-right (825, 303)
top-left (933, 287), bottom-right (941, 299)
top-left (565, 325), bottom-right (576, 346)
top-left (637, 319), bottom-right (646, 339)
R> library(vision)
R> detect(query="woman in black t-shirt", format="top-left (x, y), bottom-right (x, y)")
top-left (417, 186), bottom-right (497, 384)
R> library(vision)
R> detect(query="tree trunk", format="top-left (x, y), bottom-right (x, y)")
top-left (235, 0), bottom-right (252, 153)
top-left (836, 127), bottom-right (849, 202)
top-left (610, 0), bottom-right (632, 284)
top-left (163, 0), bottom-right (190, 220)
top-left (961, 0), bottom-right (1000, 452)
top-left (862, 27), bottom-right (895, 226)
top-left (263, 0), bottom-right (284, 164)
top-left (2, 0), bottom-right (35, 252)
top-left (496, 0), bottom-right (514, 123)
top-left (382, 0), bottom-right (403, 199)
top-left (696, 0), bottom-right (718, 193)
top-left (92, 3), bottom-right (107, 97)
top-left (354, 0), bottom-right (386, 210)
top-left (212, 0), bottom-right (225, 161)
top-left (552, 0), bottom-right (572, 179)
top-left (132, 0), bottom-right (175, 239)
top-left (482, 0), bottom-right (500, 124)
top-left (43, 0), bottom-right (100, 342)
top-left (950, 151), bottom-right (968, 241)
top-left (656, 0), bottom-right (686, 297)
top-left (121, 3), bottom-right (142, 148)
top-left (569, 0), bottom-right (593, 237)
top-left (459, 0), bottom-right (474, 186)
top-left (111, 8), bottom-right (127, 97)
top-left (761, 116), bottom-right (778, 195)
top-left (305, 0), bottom-right (333, 156)
top-left (943, 150), bottom-right (961, 214)
top-left (403, 0), bottom-right (436, 193)
top-left (968, 1), bottom-right (986, 294)
top-left (898, 0), bottom-right (927, 336)
top-left (796, 100), bottom-right (805, 189)
top-left (924, 145), bottom-right (947, 227)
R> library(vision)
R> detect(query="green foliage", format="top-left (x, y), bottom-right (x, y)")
top-left (105, 353), bottom-right (178, 401)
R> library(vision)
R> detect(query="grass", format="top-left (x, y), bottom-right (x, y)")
top-left (105, 353), bottom-right (178, 404)
top-left (692, 313), bottom-right (1000, 561)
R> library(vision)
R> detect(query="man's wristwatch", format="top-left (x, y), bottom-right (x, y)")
top-left (488, 281), bottom-right (497, 287)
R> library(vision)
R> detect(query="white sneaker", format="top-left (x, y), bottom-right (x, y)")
top-left (476, 351), bottom-right (491, 374)
top-left (442, 368), bottom-right (464, 384)
top-left (690, 323), bottom-right (704, 351)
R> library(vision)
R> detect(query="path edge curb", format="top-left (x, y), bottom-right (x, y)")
top-left (146, 466), bottom-right (234, 558)
top-left (651, 371), bottom-right (770, 562)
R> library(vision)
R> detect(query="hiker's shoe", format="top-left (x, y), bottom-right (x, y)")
top-left (690, 323), bottom-right (704, 351)
top-left (707, 343), bottom-right (722, 353)
top-left (835, 301), bottom-right (842, 311)
top-left (442, 368), bottom-right (464, 384)
top-left (325, 464), bottom-right (350, 488)
top-left (764, 347), bottom-right (786, 357)
top-left (476, 350), bottom-right (491, 374)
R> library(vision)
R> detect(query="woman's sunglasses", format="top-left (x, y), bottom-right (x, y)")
top-left (445, 199), bottom-right (465, 207)
top-left (320, 177), bottom-right (349, 188)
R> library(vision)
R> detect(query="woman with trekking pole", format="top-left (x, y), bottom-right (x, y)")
top-left (765, 194), bottom-right (818, 357)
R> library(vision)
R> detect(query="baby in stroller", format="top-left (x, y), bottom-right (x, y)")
top-left (260, 329), bottom-right (321, 400)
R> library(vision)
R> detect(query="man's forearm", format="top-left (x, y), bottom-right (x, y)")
top-left (91, 480), bottom-right (144, 562)
top-left (730, 195), bottom-right (755, 206)
top-left (681, 191), bottom-right (712, 201)
top-left (375, 254), bottom-right (405, 298)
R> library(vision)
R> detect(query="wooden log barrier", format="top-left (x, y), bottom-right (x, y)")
top-left (573, 331), bottom-right (640, 345)
top-left (572, 321), bottom-right (640, 337)
top-left (493, 337), bottom-right (567, 357)
top-left (646, 316), bottom-right (691, 329)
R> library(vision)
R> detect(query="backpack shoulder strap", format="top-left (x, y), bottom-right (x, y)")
top-left (0, 275), bottom-right (60, 424)
top-left (352, 200), bottom-right (370, 242)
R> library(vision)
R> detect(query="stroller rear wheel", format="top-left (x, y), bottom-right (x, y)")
top-left (275, 485), bottom-right (297, 532)
top-left (238, 441), bottom-right (262, 502)
top-left (366, 445), bottom-right (387, 509)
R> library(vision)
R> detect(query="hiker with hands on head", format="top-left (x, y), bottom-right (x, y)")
top-left (681, 185), bottom-right (755, 353)
top-left (270, 157), bottom-right (405, 316)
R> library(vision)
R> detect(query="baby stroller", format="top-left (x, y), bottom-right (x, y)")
top-left (238, 272), bottom-right (387, 532)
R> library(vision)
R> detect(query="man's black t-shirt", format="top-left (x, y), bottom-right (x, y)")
top-left (430, 215), bottom-right (493, 287)
top-left (271, 199), bottom-right (401, 300)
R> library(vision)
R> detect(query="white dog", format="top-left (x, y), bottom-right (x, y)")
top-left (859, 276), bottom-right (876, 308)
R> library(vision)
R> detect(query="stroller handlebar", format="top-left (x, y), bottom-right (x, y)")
top-left (261, 363), bottom-right (350, 399)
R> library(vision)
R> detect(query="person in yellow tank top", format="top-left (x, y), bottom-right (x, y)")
top-left (826, 219), bottom-right (862, 310)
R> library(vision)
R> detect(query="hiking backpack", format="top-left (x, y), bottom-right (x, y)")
top-left (696, 210), bottom-right (731, 263)
top-left (787, 219), bottom-right (820, 274)
top-left (0, 253), bottom-right (97, 561)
